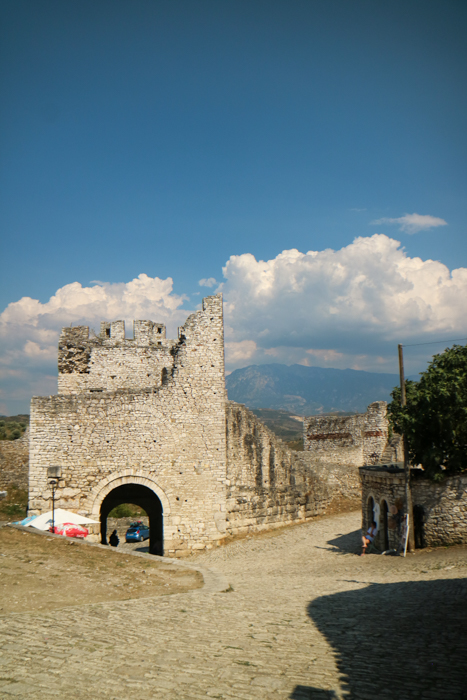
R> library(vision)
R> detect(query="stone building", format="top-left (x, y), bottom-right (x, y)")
top-left (360, 466), bottom-right (467, 550)
top-left (28, 295), bottom-right (360, 556)
top-left (304, 401), bottom-right (402, 467)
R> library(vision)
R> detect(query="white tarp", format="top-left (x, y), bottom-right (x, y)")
top-left (27, 508), bottom-right (99, 531)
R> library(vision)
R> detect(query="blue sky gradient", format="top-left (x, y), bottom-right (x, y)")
top-left (0, 0), bottom-right (466, 413)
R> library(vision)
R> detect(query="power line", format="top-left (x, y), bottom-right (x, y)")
top-left (402, 338), bottom-right (467, 348)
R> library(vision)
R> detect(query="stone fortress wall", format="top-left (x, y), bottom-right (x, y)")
top-left (29, 295), bottom-right (228, 555)
top-left (25, 293), bottom-right (407, 555)
top-left (0, 429), bottom-right (29, 492)
top-left (303, 401), bottom-right (402, 467)
top-left (225, 402), bottom-right (361, 535)
top-left (57, 320), bottom-right (176, 395)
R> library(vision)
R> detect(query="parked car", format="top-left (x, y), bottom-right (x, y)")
top-left (125, 523), bottom-right (150, 542)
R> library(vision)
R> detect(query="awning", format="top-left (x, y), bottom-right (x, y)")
top-left (26, 508), bottom-right (99, 531)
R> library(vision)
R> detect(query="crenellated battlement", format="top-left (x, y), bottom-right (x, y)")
top-left (97, 320), bottom-right (167, 343)
top-left (58, 318), bottom-right (175, 395)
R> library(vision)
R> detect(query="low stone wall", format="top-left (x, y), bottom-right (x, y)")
top-left (360, 466), bottom-right (467, 549)
top-left (0, 430), bottom-right (29, 492)
top-left (226, 402), bottom-right (361, 535)
top-left (411, 472), bottom-right (467, 547)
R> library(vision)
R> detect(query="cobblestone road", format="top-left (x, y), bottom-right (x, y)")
top-left (1, 511), bottom-right (466, 699)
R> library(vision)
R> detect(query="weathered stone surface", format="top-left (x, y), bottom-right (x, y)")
top-left (360, 466), bottom-right (467, 549)
top-left (226, 403), bottom-right (361, 535)
top-left (304, 401), bottom-right (396, 466)
top-left (0, 429), bottom-right (29, 491)
top-left (29, 295), bottom-right (361, 554)
top-left (29, 295), bottom-right (227, 555)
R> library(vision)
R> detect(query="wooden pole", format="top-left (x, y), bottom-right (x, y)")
top-left (398, 344), bottom-right (415, 552)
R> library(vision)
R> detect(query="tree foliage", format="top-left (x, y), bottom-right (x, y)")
top-left (388, 344), bottom-right (467, 479)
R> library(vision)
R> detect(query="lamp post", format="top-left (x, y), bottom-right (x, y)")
top-left (47, 466), bottom-right (62, 533)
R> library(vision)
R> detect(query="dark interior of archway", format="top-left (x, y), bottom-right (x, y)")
top-left (100, 483), bottom-right (163, 555)
top-left (381, 500), bottom-right (389, 550)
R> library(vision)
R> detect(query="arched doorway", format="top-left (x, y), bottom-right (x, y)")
top-left (367, 495), bottom-right (375, 530)
top-left (380, 500), bottom-right (389, 551)
top-left (100, 483), bottom-right (163, 555)
top-left (413, 504), bottom-right (425, 549)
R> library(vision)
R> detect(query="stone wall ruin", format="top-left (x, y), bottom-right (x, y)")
top-left (303, 401), bottom-right (402, 467)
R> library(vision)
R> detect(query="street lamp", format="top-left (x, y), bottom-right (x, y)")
top-left (47, 466), bottom-right (62, 533)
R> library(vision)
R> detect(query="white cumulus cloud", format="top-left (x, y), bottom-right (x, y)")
top-left (370, 213), bottom-right (447, 234)
top-left (0, 274), bottom-right (188, 413)
top-left (220, 234), bottom-right (467, 372)
top-left (1, 236), bottom-right (467, 413)
top-left (198, 277), bottom-right (218, 288)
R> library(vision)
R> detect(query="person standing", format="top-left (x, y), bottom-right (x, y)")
top-left (109, 529), bottom-right (119, 547)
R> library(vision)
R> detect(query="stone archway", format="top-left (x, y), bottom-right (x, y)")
top-left (100, 483), bottom-right (163, 554)
top-left (88, 472), bottom-right (171, 556)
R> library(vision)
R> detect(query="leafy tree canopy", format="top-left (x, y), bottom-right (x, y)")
top-left (388, 344), bottom-right (467, 479)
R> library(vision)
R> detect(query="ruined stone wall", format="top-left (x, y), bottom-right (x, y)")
top-left (360, 467), bottom-right (467, 549)
top-left (29, 295), bottom-right (227, 555)
top-left (362, 402), bottom-right (389, 464)
top-left (0, 430), bottom-right (29, 491)
top-left (57, 323), bottom-right (176, 395)
top-left (226, 402), bottom-right (361, 535)
top-left (304, 402), bottom-right (389, 467)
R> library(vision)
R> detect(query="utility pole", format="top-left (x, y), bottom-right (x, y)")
top-left (398, 344), bottom-right (415, 552)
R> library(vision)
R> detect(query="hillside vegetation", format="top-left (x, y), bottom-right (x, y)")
top-left (0, 415), bottom-right (29, 441)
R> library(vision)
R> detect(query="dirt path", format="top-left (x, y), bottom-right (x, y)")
top-left (0, 527), bottom-right (202, 614)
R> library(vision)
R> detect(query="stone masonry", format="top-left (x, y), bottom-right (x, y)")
top-left (303, 401), bottom-right (400, 466)
top-left (360, 466), bottom-right (467, 550)
top-left (0, 429), bottom-right (29, 492)
top-left (28, 295), bottom-right (362, 556)
top-left (226, 402), bottom-right (361, 535)
top-left (29, 295), bottom-right (228, 555)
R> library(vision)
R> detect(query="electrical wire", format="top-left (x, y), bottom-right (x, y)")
top-left (402, 338), bottom-right (467, 348)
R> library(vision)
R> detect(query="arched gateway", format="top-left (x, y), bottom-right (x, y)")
top-left (28, 295), bottom-right (229, 557)
top-left (90, 473), bottom-right (170, 555)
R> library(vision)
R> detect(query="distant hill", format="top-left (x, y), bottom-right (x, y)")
top-left (226, 364), bottom-right (403, 415)
top-left (0, 414), bottom-right (29, 441)
top-left (250, 408), bottom-right (305, 450)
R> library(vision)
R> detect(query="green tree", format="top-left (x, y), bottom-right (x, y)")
top-left (388, 344), bottom-right (467, 479)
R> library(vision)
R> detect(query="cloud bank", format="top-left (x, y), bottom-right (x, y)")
top-left (220, 234), bottom-right (466, 371)
top-left (370, 213), bottom-right (448, 234)
top-left (0, 275), bottom-right (187, 414)
top-left (1, 235), bottom-right (466, 413)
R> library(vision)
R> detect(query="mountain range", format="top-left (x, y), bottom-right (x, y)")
top-left (226, 363), bottom-right (407, 415)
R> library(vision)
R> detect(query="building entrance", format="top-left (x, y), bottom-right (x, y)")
top-left (100, 483), bottom-right (163, 555)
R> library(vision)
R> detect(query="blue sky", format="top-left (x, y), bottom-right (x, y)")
top-left (1, 0), bottom-right (466, 413)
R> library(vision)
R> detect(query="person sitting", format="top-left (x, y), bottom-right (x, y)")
top-left (361, 520), bottom-right (377, 555)
top-left (109, 529), bottom-right (119, 547)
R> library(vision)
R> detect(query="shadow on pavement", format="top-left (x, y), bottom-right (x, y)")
top-left (290, 578), bottom-right (467, 699)
top-left (323, 529), bottom-right (362, 555)
top-left (290, 686), bottom-right (338, 699)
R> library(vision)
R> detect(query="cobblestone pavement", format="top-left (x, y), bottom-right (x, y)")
top-left (1, 511), bottom-right (466, 699)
